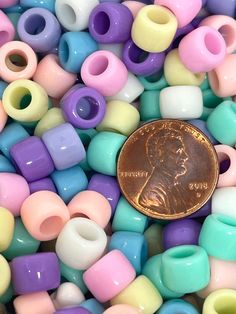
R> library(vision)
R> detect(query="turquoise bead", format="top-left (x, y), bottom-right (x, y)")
top-left (20, 0), bottom-right (55, 13)
top-left (7, 13), bottom-right (21, 40)
top-left (200, 106), bottom-right (214, 121)
top-left (3, 4), bottom-right (24, 13)
top-left (0, 284), bottom-right (13, 304)
top-left (139, 71), bottom-right (168, 91)
top-left (0, 81), bottom-right (8, 99)
top-left (199, 75), bottom-right (210, 91)
top-left (157, 299), bottom-right (199, 314)
top-left (140, 91), bottom-right (161, 121)
top-left (0, 155), bottom-right (16, 172)
top-left (79, 298), bottom-right (104, 314)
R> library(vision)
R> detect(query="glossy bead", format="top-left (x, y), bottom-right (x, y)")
top-left (0, 0), bottom-right (19, 8)
top-left (0, 102), bottom-right (7, 134)
top-left (56, 218), bottom-right (107, 270)
top-left (144, 223), bottom-right (163, 257)
top-left (207, 0), bottom-right (236, 17)
top-left (139, 90), bottom-right (161, 121)
top-left (98, 42), bottom-right (123, 59)
top-left (158, 299), bottom-right (199, 314)
top-left (0, 155), bottom-right (16, 173)
top-left (83, 250), bottom-right (136, 302)
top-left (139, 71), bottom-right (168, 91)
top-left (29, 177), bottom-right (57, 194)
top-left (203, 289), bottom-right (236, 314)
top-left (188, 119), bottom-right (218, 145)
top-left (123, 1), bottom-right (145, 19)
top-left (54, 308), bottom-right (92, 314)
top-left (20, 0), bottom-right (55, 12)
top-left (0, 255), bottom-right (10, 296)
top-left (0, 207), bottom-right (14, 252)
top-left (3, 4), bottom-right (24, 13)
top-left (0, 10), bottom-right (15, 47)
top-left (0, 81), bottom-right (8, 99)
top-left (0, 283), bottom-right (13, 304)
top-left (212, 187), bottom-right (236, 219)
top-left (17, 7), bottom-right (61, 53)
top-left (60, 261), bottom-right (87, 294)
top-left (79, 298), bottom-right (104, 314)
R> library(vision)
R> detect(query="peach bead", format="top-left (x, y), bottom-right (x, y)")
top-left (123, 1), bottom-right (145, 18)
top-left (104, 304), bottom-right (140, 314)
top-left (215, 145), bottom-right (236, 187)
top-left (0, 10), bottom-right (15, 47)
top-left (68, 191), bottom-right (112, 229)
top-left (21, 191), bottom-right (70, 241)
top-left (33, 54), bottom-right (77, 99)
top-left (0, 173), bottom-right (30, 217)
top-left (13, 292), bottom-right (55, 314)
top-left (0, 100), bottom-right (7, 132)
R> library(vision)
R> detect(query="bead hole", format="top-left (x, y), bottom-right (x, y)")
top-left (214, 296), bottom-right (236, 314)
top-left (218, 25), bottom-right (235, 47)
top-left (24, 14), bottom-right (46, 35)
top-left (10, 87), bottom-right (32, 110)
top-left (6, 54), bottom-right (27, 72)
top-left (40, 216), bottom-right (63, 237)
top-left (76, 96), bottom-right (99, 120)
top-left (89, 56), bottom-right (109, 76)
top-left (217, 152), bottom-right (230, 174)
top-left (204, 33), bottom-right (221, 55)
top-left (62, 4), bottom-right (76, 25)
top-left (145, 70), bottom-right (163, 83)
top-left (217, 215), bottom-right (236, 227)
top-left (169, 247), bottom-right (196, 259)
top-left (94, 11), bottom-right (110, 35)
top-left (147, 9), bottom-right (169, 25)
top-left (77, 223), bottom-right (99, 241)
top-left (0, 31), bottom-right (8, 47)
top-left (129, 42), bottom-right (149, 64)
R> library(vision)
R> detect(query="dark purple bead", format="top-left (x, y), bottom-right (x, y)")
top-left (207, 0), bottom-right (236, 17)
top-left (54, 307), bottom-right (92, 314)
top-left (29, 177), bottom-right (57, 194)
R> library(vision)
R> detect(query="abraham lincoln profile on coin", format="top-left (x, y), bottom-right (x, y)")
top-left (138, 128), bottom-right (189, 215)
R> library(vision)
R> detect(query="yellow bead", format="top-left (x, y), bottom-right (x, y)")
top-left (0, 255), bottom-right (10, 297)
top-left (111, 275), bottom-right (163, 314)
top-left (34, 108), bottom-right (65, 137)
top-left (203, 289), bottom-right (236, 314)
top-left (0, 207), bottom-right (14, 252)
top-left (131, 5), bottom-right (177, 52)
top-left (2, 79), bottom-right (48, 123)
top-left (96, 100), bottom-right (140, 136)
top-left (164, 49), bottom-right (205, 86)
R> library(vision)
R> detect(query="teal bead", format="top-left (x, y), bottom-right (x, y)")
top-left (142, 254), bottom-right (183, 299)
top-left (0, 81), bottom-right (8, 99)
top-left (200, 106), bottom-right (214, 121)
top-left (80, 298), bottom-right (104, 314)
top-left (0, 284), bottom-right (13, 304)
top-left (161, 245), bottom-right (210, 294)
top-left (7, 13), bottom-right (21, 40)
top-left (0, 155), bottom-right (16, 172)
top-left (203, 89), bottom-right (228, 109)
top-left (3, 4), bottom-right (24, 13)
top-left (199, 214), bottom-right (236, 261)
top-left (207, 100), bottom-right (236, 146)
top-left (2, 218), bottom-right (40, 260)
top-left (200, 75), bottom-right (210, 91)
top-left (157, 299), bottom-right (199, 314)
top-left (112, 196), bottom-right (149, 233)
top-left (87, 131), bottom-right (127, 176)
top-left (139, 71), bottom-right (168, 91)
top-left (20, 0), bottom-right (55, 13)
top-left (140, 91), bottom-right (161, 121)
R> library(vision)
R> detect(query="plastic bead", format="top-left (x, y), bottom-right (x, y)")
top-left (0, 255), bottom-right (11, 296)
top-left (188, 119), bottom-right (218, 145)
top-left (3, 4), bottom-right (24, 13)
top-left (0, 101), bottom-right (7, 133)
top-left (60, 261), bottom-right (87, 294)
top-left (20, 0), bottom-right (55, 12)
top-left (0, 10), bottom-right (15, 47)
top-left (0, 155), bottom-right (16, 173)
top-left (139, 71), bottom-right (168, 91)
top-left (0, 284), bottom-right (13, 304)
top-left (0, 81), bottom-right (8, 99)
top-left (98, 42), bottom-right (123, 59)
top-left (79, 298), bottom-right (104, 314)
top-left (55, 218), bottom-right (107, 270)
top-left (122, 1), bottom-right (145, 18)
top-left (203, 289), bottom-right (236, 314)
top-left (54, 308), bottom-right (92, 314)
top-left (0, 0), bottom-right (19, 8)
top-left (29, 177), bottom-right (57, 194)
top-left (34, 108), bottom-right (65, 137)
top-left (158, 299), bottom-right (199, 314)
top-left (104, 304), bottom-right (140, 314)
top-left (139, 90), bottom-right (161, 121)
top-left (0, 207), bottom-right (14, 252)
top-left (206, 0), bottom-right (236, 17)
top-left (212, 187), bottom-right (236, 219)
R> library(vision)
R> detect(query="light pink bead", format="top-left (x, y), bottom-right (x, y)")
top-left (68, 191), bottom-right (112, 229)
top-left (81, 51), bottom-right (128, 97)
top-left (0, 10), bottom-right (15, 48)
top-left (215, 144), bottom-right (236, 187)
top-left (0, 173), bottom-right (30, 216)
top-left (122, 1), bottom-right (145, 18)
top-left (83, 250), bottom-right (136, 302)
top-left (155, 0), bottom-right (202, 27)
top-left (0, 100), bottom-right (7, 132)
top-left (104, 304), bottom-right (140, 314)
top-left (0, 0), bottom-right (19, 8)
top-left (179, 26), bottom-right (226, 73)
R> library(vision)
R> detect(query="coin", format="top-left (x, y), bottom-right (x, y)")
top-left (117, 119), bottom-right (219, 220)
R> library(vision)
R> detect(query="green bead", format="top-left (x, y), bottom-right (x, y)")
top-left (0, 284), bottom-right (13, 304)
top-left (139, 72), bottom-right (168, 91)
top-left (142, 254), bottom-right (183, 299)
top-left (112, 197), bottom-right (149, 233)
top-left (200, 75), bottom-right (210, 91)
top-left (2, 218), bottom-right (40, 260)
top-left (60, 261), bottom-right (87, 294)
top-left (203, 89), bottom-right (225, 109)
top-left (140, 91), bottom-right (161, 121)
top-left (200, 106), bottom-right (214, 121)
top-left (87, 131), bottom-right (127, 176)
top-left (7, 13), bottom-right (20, 40)
top-left (207, 100), bottom-right (236, 146)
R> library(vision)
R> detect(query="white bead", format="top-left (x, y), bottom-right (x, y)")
top-left (99, 43), bottom-right (124, 59)
top-left (55, 0), bottom-right (99, 31)
top-left (160, 86), bottom-right (203, 120)
top-left (56, 218), bottom-right (107, 270)
top-left (212, 187), bottom-right (236, 219)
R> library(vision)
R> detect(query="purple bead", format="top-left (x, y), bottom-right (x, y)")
top-left (54, 308), bottom-right (92, 314)
top-left (11, 252), bottom-right (60, 295)
top-left (122, 39), bottom-right (165, 76)
top-left (163, 219), bottom-right (202, 250)
top-left (10, 136), bottom-right (54, 182)
top-left (29, 177), bottom-right (57, 194)
top-left (89, 3), bottom-right (133, 43)
top-left (188, 199), bottom-right (211, 218)
top-left (188, 119), bottom-right (218, 145)
top-left (207, 0), bottom-right (236, 17)
top-left (61, 85), bottom-right (106, 129)
top-left (17, 7), bottom-right (61, 53)
top-left (88, 173), bottom-right (120, 214)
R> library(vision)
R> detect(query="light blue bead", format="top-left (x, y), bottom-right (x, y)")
top-left (20, 0), bottom-right (55, 12)
top-left (0, 155), bottom-right (16, 172)
top-left (59, 31), bottom-right (98, 73)
top-left (3, 4), bottom-right (24, 13)
top-left (157, 299), bottom-right (199, 314)
top-left (51, 165), bottom-right (88, 203)
top-left (7, 13), bottom-right (21, 40)
top-left (80, 298), bottom-right (104, 314)
top-left (0, 81), bottom-right (8, 99)
top-left (109, 231), bottom-right (148, 274)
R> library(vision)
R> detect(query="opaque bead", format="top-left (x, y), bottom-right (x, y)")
top-left (203, 289), bottom-right (236, 314)
top-left (0, 81), bottom-right (8, 99)
top-left (157, 299), bottom-right (199, 314)
top-left (140, 90), bottom-right (161, 121)
top-left (54, 308), bottom-right (92, 314)
top-left (34, 108), bottom-right (65, 137)
top-left (20, 0), bottom-right (55, 12)
top-left (0, 0), bottom-right (19, 8)
top-left (98, 42), bottom-right (123, 59)
top-left (139, 71), bottom-right (168, 91)
top-left (29, 177), bottom-right (57, 194)
top-left (0, 255), bottom-right (10, 296)
top-left (60, 261), bottom-right (87, 294)
top-left (104, 304), bottom-right (139, 314)
top-left (123, 1), bottom-right (145, 18)
top-left (3, 4), bottom-right (24, 13)
top-left (212, 187), bottom-right (236, 219)
top-left (0, 155), bottom-right (16, 173)
top-left (0, 207), bottom-right (14, 252)
top-left (0, 10), bottom-right (15, 47)
top-left (206, 0), bottom-right (236, 17)
top-left (0, 284), bottom-right (13, 304)
top-left (79, 298), bottom-right (104, 314)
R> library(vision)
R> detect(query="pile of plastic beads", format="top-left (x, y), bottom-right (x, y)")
top-left (1, 0), bottom-right (236, 313)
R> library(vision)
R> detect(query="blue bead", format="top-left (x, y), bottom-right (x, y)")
top-left (157, 299), bottom-right (199, 314)
top-left (0, 81), bottom-right (8, 99)
top-left (188, 119), bottom-right (218, 145)
top-left (3, 4), bottom-right (24, 13)
top-left (80, 298), bottom-right (104, 314)
top-left (59, 31), bottom-right (98, 74)
top-left (0, 155), bottom-right (16, 172)
top-left (20, 0), bottom-right (55, 12)
top-left (109, 231), bottom-right (148, 274)
top-left (51, 165), bottom-right (88, 203)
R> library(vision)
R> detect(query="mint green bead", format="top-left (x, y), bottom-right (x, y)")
top-left (87, 131), bottom-right (127, 176)
top-left (2, 218), bottom-right (40, 260)
top-left (7, 13), bottom-right (20, 40)
top-left (142, 254), bottom-right (183, 299)
top-left (0, 284), bottom-right (13, 304)
top-left (161, 245), bottom-right (210, 294)
top-left (200, 75), bottom-right (210, 91)
top-left (139, 71), bottom-right (168, 91)
top-left (112, 196), bottom-right (149, 233)
top-left (140, 91), bottom-right (161, 121)
top-left (207, 100), bottom-right (236, 146)
top-left (200, 106), bottom-right (214, 121)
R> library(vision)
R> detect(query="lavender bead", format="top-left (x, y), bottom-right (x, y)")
top-left (188, 199), bottom-right (211, 218)
top-left (207, 0), bottom-right (236, 17)
top-left (29, 177), bottom-right (57, 194)
top-left (54, 308), bottom-right (92, 314)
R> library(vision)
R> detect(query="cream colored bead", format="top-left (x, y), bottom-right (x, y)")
top-left (203, 289), bottom-right (236, 314)
top-left (0, 207), bottom-right (14, 252)
top-left (0, 255), bottom-right (10, 297)
top-left (34, 108), bottom-right (65, 137)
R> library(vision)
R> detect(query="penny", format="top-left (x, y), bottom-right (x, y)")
top-left (117, 119), bottom-right (219, 220)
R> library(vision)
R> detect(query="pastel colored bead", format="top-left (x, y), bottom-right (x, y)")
top-left (199, 214), bottom-right (236, 261)
top-left (20, 191), bottom-right (70, 241)
top-left (160, 86), bottom-right (203, 119)
top-left (87, 131), bottom-right (126, 176)
top-left (207, 0), bottom-right (236, 17)
top-left (0, 284), bottom-right (13, 304)
top-left (3, 4), bottom-right (23, 13)
top-left (212, 187), bottom-right (236, 219)
top-left (161, 245), bottom-right (210, 293)
top-left (0, 101), bottom-right (7, 132)
top-left (56, 218), bottom-right (107, 270)
top-left (0, 207), bottom-right (14, 252)
top-left (2, 79), bottom-right (48, 123)
top-left (83, 250), bottom-right (136, 302)
top-left (139, 71), bottom-right (168, 91)
top-left (54, 308), bottom-right (91, 314)
top-left (131, 5), bottom-right (178, 53)
top-left (89, 3), bottom-right (133, 44)
top-left (0, 0), bottom-right (19, 8)
top-left (164, 49), bottom-right (205, 86)
top-left (158, 299), bottom-right (199, 314)
top-left (0, 81), bottom-right (8, 99)
top-left (0, 173), bottom-right (30, 216)
top-left (0, 10), bottom-right (15, 47)
top-left (179, 26), bottom-right (226, 73)
top-left (188, 119), bottom-right (218, 145)
top-left (17, 7), bottom-right (61, 53)
top-left (0, 255), bottom-right (10, 296)
top-left (13, 291), bottom-right (55, 314)
top-left (144, 223), bottom-right (163, 257)
top-left (0, 155), bottom-right (16, 173)
top-left (122, 1), bottom-right (145, 18)
top-left (140, 90), bottom-right (161, 121)
top-left (104, 305), bottom-right (140, 314)
top-left (60, 261), bottom-right (87, 294)
top-left (29, 177), bottom-right (57, 194)
top-left (98, 43), bottom-right (123, 59)
top-left (33, 54), bottom-right (77, 99)
top-left (203, 289), bottom-right (236, 314)
top-left (81, 51), bottom-right (128, 97)
top-left (55, 0), bottom-right (99, 31)
top-left (79, 298), bottom-right (104, 314)
top-left (42, 123), bottom-right (86, 171)
top-left (20, 0), bottom-right (55, 12)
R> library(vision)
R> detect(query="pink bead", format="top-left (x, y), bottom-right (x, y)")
top-left (215, 144), bottom-right (236, 187)
top-left (104, 304), bottom-right (140, 314)
top-left (179, 26), bottom-right (226, 73)
top-left (0, 173), bottom-right (30, 217)
top-left (122, 1), bottom-right (145, 18)
top-left (0, 100), bottom-right (7, 132)
top-left (0, 0), bottom-right (19, 8)
top-left (155, 0), bottom-right (202, 27)
top-left (83, 250), bottom-right (136, 302)
top-left (81, 51), bottom-right (128, 97)
top-left (0, 10), bottom-right (15, 48)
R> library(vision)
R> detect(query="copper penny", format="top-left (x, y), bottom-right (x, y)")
top-left (117, 119), bottom-right (219, 220)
